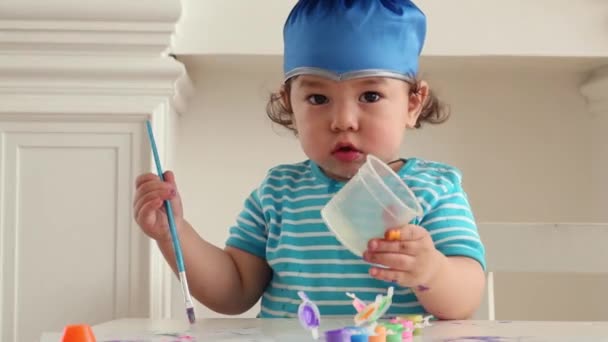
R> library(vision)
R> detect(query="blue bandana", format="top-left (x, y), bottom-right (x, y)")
top-left (283, 0), bottom-right (426, 82)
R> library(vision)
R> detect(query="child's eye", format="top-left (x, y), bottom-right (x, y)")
top-left (307, 94), bottom-right (329, 105)
top-left (360, 91), bottom-right (382, 103)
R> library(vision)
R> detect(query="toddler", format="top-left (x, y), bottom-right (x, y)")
top-left (134, 0), bottom-right (486, 320)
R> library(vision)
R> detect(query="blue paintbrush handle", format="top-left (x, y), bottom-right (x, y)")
top-left (145, 121), bottom-right (186, 273)
top-left (163, 200), bottom-right (185, 273)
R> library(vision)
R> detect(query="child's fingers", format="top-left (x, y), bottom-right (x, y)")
top-left (135, 173), bottom-right (159, 188)
top-left (134, 189), bottom-right (174, 216)
top-left (137, 199), bottom-right (163, 228)
top-left (369, 264), bottom-right (414, 285)
top-left (363, 252), bottom-right (415, 271)
top-left (137, 179), bottom-right (175, 196)
top-left (385, 225), bottom-right (427, 241)
top-left (367, 239), bottom-right (421, 256)
top-left (163, 170), bottom-right (177, 187)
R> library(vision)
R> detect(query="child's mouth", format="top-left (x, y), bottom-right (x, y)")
top-left (332, 143), bottom-right (362, 162)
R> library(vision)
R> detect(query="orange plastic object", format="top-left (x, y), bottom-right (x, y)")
top-left (61, 324), bottom-right (96, 342)
top-left (360, 306), bottom-right (376, 320)
top-left (369, 325), bottom-right (387, 342)
top-left (385, 229), bottom-right (401, 241)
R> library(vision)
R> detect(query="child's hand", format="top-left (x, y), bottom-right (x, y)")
top-left (133, 171), bottom-right (183, 243)
top-left (363, 224), bottom-right (446, 290)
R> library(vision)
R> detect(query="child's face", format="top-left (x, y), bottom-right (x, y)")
top-left (289, 75), bottom-right (425, 181)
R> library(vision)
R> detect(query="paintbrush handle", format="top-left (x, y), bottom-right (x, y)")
top-left (146, 120), bottom-right (196, 323)
top-left (145, 121), bottom-right (186, 273)
top-left (164, 200), bottom-right (186, 273)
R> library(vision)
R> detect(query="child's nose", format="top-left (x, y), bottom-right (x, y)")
top-left (330, 101), bottom-right (360, 132)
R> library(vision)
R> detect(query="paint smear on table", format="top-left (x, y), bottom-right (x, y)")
top-left (99, 327), bottom-right (271, 342)
top-left (441, 337), bottom-right (511, 342)
top-left (101, 332), bottom-right (196, 342)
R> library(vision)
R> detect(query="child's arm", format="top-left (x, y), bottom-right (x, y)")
top-left (364, 168), bottom-right (486, 320)
top-left (411, 254), bottom-right (485, 320)
top-left (133, 171), bottom-right (271, 315)
top-left (365, 225), bottom-right (485, 320)
top-left (156, 218), bottom-right (272, 315)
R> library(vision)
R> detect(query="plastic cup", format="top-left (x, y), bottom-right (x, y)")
top-left (321, 154), bottom-right (423, 257)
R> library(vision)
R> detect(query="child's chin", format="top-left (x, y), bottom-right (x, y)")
top-left (333, 166), bottom-right (363, 181)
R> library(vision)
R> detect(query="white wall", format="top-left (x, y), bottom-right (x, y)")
top-left (407, 57), bottom-right (596, 223)
top-left (172, 0), bottom-right (608, 57)
top-left (172, 55), bottom-right (605, 320)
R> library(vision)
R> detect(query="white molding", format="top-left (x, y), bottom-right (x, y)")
top-left (0, 110), bottom-right (177, 321)
top-left (0, 55), bottom-right (182, 90)
top-left (0, 1), bottom-right (180, 24)
top-left (0, 20), bottom-right (176, 55)
top-left (0, 0), bottom-right (180, 57)
top-left (172, 67), bottom-right (195, 117)
top-left (0, 53), bottom-right (190, 116)
top-left (0, 0), bottom-right (190, 115)
top-left (0, 119), bottom-right (149, 341)
top-left (580, 65), bottom-right (608, 115)
top-left (0, 0), bottom-right (184, 321)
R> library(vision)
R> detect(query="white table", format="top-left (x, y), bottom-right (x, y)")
top-left (40, 318), bottom-right (608, 341)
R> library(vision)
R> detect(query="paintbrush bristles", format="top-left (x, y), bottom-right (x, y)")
top-left (187, 307), bottom-right (196, 324)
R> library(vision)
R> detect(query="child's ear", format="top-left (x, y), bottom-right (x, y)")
top-left (406, 80), bottom-right (429, 128)
top-left (280, 85), bottom-right (289, 107)
top-left (280, 84), bottom-right (298, 132)
top-left (280, 84), bottom-right (294, 113)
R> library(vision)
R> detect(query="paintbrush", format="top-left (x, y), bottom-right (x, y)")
top-left (145, 120), bottom-right (196, 324)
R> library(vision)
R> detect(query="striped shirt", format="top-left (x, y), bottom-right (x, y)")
top-left (225, 157), bottom-right (485, 318)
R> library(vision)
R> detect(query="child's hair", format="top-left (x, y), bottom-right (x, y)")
top-left (266, 77), bottom-right (450, 134)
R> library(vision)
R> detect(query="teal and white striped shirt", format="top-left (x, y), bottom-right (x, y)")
top-left (225, 157), bottom-right (485, 318)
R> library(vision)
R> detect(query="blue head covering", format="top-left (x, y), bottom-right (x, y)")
top-left (283, 0), bottom-right (426, 83)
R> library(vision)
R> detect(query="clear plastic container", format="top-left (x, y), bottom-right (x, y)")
top-left (321, 154), bottom-right (423, 256)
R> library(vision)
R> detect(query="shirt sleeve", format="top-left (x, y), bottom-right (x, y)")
top-left (225, 188), bottom-right (268, 259)
top-left (418, 176), bottom-right (486, 270)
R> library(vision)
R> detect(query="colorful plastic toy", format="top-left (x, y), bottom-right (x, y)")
top-left (353, 287), bottom-right (394, 328)
top-left (297, 291), bottom-right (321, 340)
top-left (382, 322), bottom-right (405, 342)
top-left (61, 324), bottom-right (96, 342)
